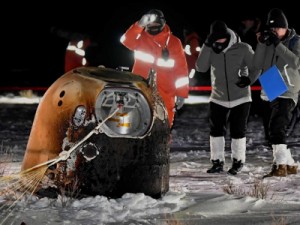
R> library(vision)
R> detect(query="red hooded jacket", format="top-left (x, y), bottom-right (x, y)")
top-left (121, 22), bottom-right (189, 126)
top-left (184, 32), bottom-right (200, 73)
top-left (64, 38), bottom-right (91, 73)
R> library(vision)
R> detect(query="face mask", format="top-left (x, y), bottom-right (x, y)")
top-left (146, 25), bottom-right (164, 35)
top-left (212, 39), bottom-right (230, 54)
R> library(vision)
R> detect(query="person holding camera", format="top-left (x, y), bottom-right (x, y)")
top-left (120, 9), bottom-right (189, 128)
top-left (253, 8), bottom-right (300, 177)
top-left (196, 20), bottom-right (260, 175)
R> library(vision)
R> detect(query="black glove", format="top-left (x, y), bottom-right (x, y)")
top-left (258, 30), bottom-right (271, 44)
top-left (236, 76), bottom-right (251, 88)
top-left (266, 32), bottom-right (280, 46)
top-left (204, 34), bottom-right (216, 47)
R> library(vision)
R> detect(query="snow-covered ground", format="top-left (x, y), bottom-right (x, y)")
top-left (0, 93), bottom-right (300, 225)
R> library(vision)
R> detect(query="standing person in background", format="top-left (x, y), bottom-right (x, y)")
top-left (183, 28), bottom-right (201, 85)
top-left (238, 15), bottom-right (261, 50)
top-left (50, 27), bottom-right (91, 73)
top-left (237, 15), bottom-right (263, 119)
top-left (120, 9), bottom-right (189, 127)
top-left (254, 8), bottom-right (300, 177)
top-left (196, 20), bottom-right (260, 175)
top-left (64, 38), bottom-right (91, 72)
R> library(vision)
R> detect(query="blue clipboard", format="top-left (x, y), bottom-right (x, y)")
top-left (258, 65), bottom-right (288, 102)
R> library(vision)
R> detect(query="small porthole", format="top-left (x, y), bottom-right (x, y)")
top-left (60, 90), bottom-right (65, 98)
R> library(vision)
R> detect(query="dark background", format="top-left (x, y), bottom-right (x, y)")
top-left (3, 3), bottom-right (299, 87)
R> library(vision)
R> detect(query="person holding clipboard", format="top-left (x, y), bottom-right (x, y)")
top-left (254, 8), bottom-right (300, 178)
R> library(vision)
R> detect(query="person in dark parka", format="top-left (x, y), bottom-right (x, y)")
top-left (254, 8), bottom-right (300, 178)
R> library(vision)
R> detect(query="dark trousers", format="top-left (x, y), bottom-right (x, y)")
top-left (209, 102), bottom-right (251, 138)
top-left (261, 98), bottom-right (296, 144)
top-left (286, 93), bottom-right (300, 136)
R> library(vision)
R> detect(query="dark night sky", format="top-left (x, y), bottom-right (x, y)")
top-left (3, 3), bottom-right (299, 87)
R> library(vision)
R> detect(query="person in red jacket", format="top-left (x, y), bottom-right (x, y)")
top-left (183, 29), bottom-right (201, 83)
top-left (51, 27), bottom-right (92, 73)
top-left (64, 38), bottom-right (91, 73)
top-left (121, 9), bottom-right (189, 127)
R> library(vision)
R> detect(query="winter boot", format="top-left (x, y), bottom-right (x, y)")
top-left (263, 144), bottom-right (288, 178)
top-left (228, 138), bottom-right (246, 175)
top-left (263, 164), bottom-right (287, 178)
top-left (287, 165), bottom-right (298, 174)
top-left (207, 159), bottom-right (224, 173)
top-left (228, 158), bottom-right (244, 175)
top-left (285, 147), bottom-right (298, 175)
top-left (207, 136), bottom-right (225, 174)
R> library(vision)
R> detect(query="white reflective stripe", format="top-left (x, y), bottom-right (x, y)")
top-left (67, 43), bottom-right (85, 56)
top-left (189, 69), bottom-right (195, 78)
top-left (77, 40), bottom-right (83, 48)
top-left (196, 46), bottom-right (201, 52)
top-left (175, 77), bottom-right (189, 88)
top-left (67, 45), bottom-right (77, 51)
top-left (82, 58), bottom-right (87, 66)
top-left (134, 50), bottom-right (155, 63)
top-left (134, 50), bottom-right (175, 68)
top-left (184, 44), bottom-right (191, 55)
top-left (75, 49), bottom-right (85, 56)
top-left (120, 34), bottom-right (140, 43)
top-left (283, 64), bottom-right (294, 86)
top-left (156, 58), bottom-right (175, 68)
top-left (120, 34), bottom-right (126, 43)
